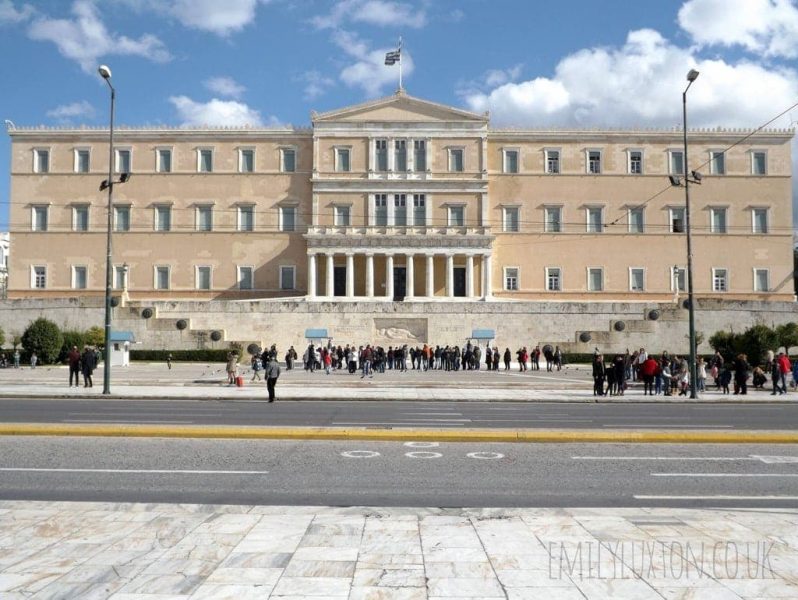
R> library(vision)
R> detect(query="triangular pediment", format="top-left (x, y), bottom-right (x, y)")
top-left (312, 90), bottom-right (488, 124)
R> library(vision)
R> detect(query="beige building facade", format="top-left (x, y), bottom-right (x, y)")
top-left (6, 91), bottom-right (795, 305)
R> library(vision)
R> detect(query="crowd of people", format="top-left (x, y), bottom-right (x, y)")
top-left (65, 345), bottom-right (99, 387)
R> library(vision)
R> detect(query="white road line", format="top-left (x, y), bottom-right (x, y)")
top-left (0, 468), bottom-right (269, 475)
top-left (601, 424), bottom-right (733, 428)
top-left (573, 456), bottom-right (757, 461)
top-left (331, 422), bottom-right (464, 427)
top-left (651, 473), bottom-right (798, 477)
top-left (634, 495), bottom-right (798, 500)
top-left (401, 413), bottom-right (463, 416)
top-left (63, 419), bottom-right (196, 424)
top-left (386, 418), bottom-right (473, 422)
top-left (67, 413), bottom-right (222, 417)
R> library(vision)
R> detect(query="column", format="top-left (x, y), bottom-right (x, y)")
top-left (466, 254), bottom-right (474, 298)
top-left (426, 254), bottom-right (434, 298)
top-left (483, 254), bottom-right (492, 299)
top-left (446, 254), bottom-right (454, 298)
top-left (307, 253), bottom-right (317, 297)
top-left (326, 253), bottom-right (334, 297)
top-left (366, 253), bottom-right (374, 298)
top-left (406, 254), bottom-right (415, 298)
top-left (346, 253), bottom-right (354, 298)
top-left (386, 254), bottom-right (394, 299)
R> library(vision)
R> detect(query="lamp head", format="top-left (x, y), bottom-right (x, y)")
top-left (669, 175), bottom-right (682, 187)
top-left (98, 65), bottom-right (112, 79)
top-left (686, 69), bottom-right (699, 82)
top-left (691, 170), bottom-right (703, 182)
top-left (119, 172), bottom-right (130, 183)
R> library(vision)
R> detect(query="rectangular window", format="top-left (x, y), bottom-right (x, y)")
top-left (335, 147), bottom-right (350, 172)
top-left (710, 207), bottom-right (727, 234)
top-left (546, 267), bottom-right (561, 291)
top-left (630, 268), bottom-right (645, 292)
top-left (752, 151), bottom-right (767, 175)
top-left (375, 139), bottom-right (388, 172)
top-left (155, 205), bottom-right (171, 232)
top-left (395, 140), bottom-right (407, 171)
top-left (240, 149), bottom-right (254, 173)
top-left (670, 207), bottom-right (685, 233)
top-left (503, 207), bottom-right (520, 232)
top-left (196, 205), bottom-right (213, 232)
top-left (752, 208), bottom-right (769, 234)
top-left (629, 151), bottom-right (642, 174)
top-left (628, 207), bottom-right (644, 233)
top-left (673, 267), bottom-right (687, 292)
top-left (544, 206), bottom-right (562, 233)
top-left (157, 149), bottom-right (172, 173)
top-left (238, 266), bottom-right (254, 290)
top-left (503, 149), bottom-right (519, 174)
top-left (115, 149), bottom-right (131, 174)
top-left (449, 148), bottom-right (464, 172)
top-left (198, 149), bottom-right (213, 173)
top-left (374, 194), bottom-right (388, 226)
top-left (413, 194), bottom-right (426, 226)
top-left (669, 150), bottom-right (684, 175)
top-left (73, 205), bottom-right (89, 231)
top-left (32, 206), bottom-right (48, 231)
top-left (710, 151), bottom-right (725, 175)
top-left (155, 266), bottom-right (170, 290)
top-left (754, 268), bottom-right (769, 292)
top-left (75, 149), bottom-right (90, 173)
top-left (393, 194), bottom-right (407, 226)
top-left (713, 268), bottom-right (728, 292)
top-left (72, 266), bottom-right (87, 290)
top-left (448, 206), bottom-right (465, 227)
top-left (281, 148), bottom-right (296, 172)
top-left (238, 205), bottom-right (254, 232)
top-left (414, 140), bottom-right (426, 171)
top-left (587, 268), bottom-right (604, 292)
top-left (588, 150), bottom-right (601, 174)
top-left (33, 266), bottom-right (46, 289)
top-left (34, 149), bottom-right (49, 173)
top-left (114, 206), bottom-right (130, 232)
top-left (196, 266), bottom-right (211, 290)
top-left (334, 206), bottom-right (351, 227)
top-left (280, 266), bottom-right (295, 290)
top-left (586, 207), bottom-right (603, 233)
top-left (545, 149), bottom-right (560, 174)
top-left (504, 267), bottom-right (519, 291)
top-left (279, 206), bottom-right (296, 232)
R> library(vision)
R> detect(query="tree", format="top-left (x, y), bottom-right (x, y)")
top-left (708, 330), bottom-right (740, 362)
top-left (741, 324), bottom-right (778, 366)
top-left (84, 326), bottom-right (104, 347)
top-left (59, 330), bottom-right (86, 363)
top-left (21, 318), bottom-right (63, 364)
top-left (776, 322), bottom-right (798, 356)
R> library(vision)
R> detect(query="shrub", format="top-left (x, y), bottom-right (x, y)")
top-left (130, 349), bottom-right (231, 362)
top-left (85, 326), bottom-right (105, 347)
top-left (776, 322), bottom-right (798, 356)
top-left (741, 324), bottom-right (779, 366)
top-left (21, 318), bottom-right (63, 364)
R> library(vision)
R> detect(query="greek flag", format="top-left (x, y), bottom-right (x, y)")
top-left (384, 49), bottom-right (401, 65)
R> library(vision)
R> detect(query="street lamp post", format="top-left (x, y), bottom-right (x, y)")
top-left (99, 65), bottom-right (115, 395)
top-left (683, 68), bottom-right (699, 399)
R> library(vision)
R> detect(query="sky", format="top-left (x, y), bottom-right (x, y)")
top-left (1, 0), bottom-right (797, 231)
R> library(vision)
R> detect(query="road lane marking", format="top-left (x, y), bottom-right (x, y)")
top-left (467, 452), bottom-right (505, 460)
top-left (750, 455), bottom-right (798, 464)
top-left (601, 425), bottom-right (734, 428)
top-left (340, 451), bottom-right (380, 458)
top-left (404, 451), bottom-right (443, 459)
top-left (634, 495), bottom-right (798, 500)
top-left (404, 442), bottom-right (440, 448)
top-left (400, 413), bottom-right (464, 417)
top-left (63, 419), bottom-right (196, 424)
top-left (651, 473), bottom-right (798, 477)
top-left (331, 422), bottom-right (465, 427)
top-left (572, 456), bottom-right (758, 461)
top-left (0, 468), bottom-right (268, 474)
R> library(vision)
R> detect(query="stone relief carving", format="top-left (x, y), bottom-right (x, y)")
top-left (373, 318), bottom-right (428, 344)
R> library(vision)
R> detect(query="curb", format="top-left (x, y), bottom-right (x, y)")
top-left (1, 423), bottom-right (797, 443)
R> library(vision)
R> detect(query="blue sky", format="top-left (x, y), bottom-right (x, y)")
top-left (1, 0), bottom-right (797, 230)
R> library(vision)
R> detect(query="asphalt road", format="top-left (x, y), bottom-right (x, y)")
top-left (1, 397), bottom-right (797, 429)
top-left (1, 438), bottom-right (797, 508)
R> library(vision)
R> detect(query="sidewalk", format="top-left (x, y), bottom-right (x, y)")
top-left (1, 501), bottom-right (796, 599)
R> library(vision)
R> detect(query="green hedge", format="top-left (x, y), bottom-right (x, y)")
top-left (130, 349), bottom-right (232, 362)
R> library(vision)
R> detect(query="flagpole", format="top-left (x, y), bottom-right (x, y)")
top-left (398, 36), bottom-right (403, 90)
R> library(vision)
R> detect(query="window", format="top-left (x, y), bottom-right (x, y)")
top-left (586, 207), bottom-right (603, 233)
top-left (448, 206), bottom-right (465, 227)
top-left (710, 151), bottom-right (725, 175)
top-left (113, 265), bottom-right (127, 290)
top-left (157, 148), bottom-right (172, 173)
top-left (545, 149), bottom-right (560, 174)
top-left (196, 205), bottom-right (213, 232)
top-left (393, 194), bottom-right (407, 226)
top-left (115, 149), bottom-right (131, 174)
top-left (75, 149), bottom-right (90, 173)
top-left (713, 268), bottom-right (728, 292)
top-left (504, 267), bottom-right (519, 291)
top-left (752, 151), bottom-right (767, 175)
top-left (238, 266), bottom-right (254, 290)
top-left (503, 207), bottom-right (520, 232)
top-left (587, 268), bottom-right (603, 292)
top-left (546, 267), bottom-right (561, 291)
top-left (587, 150), bottom-right (601, 174)
top-left (32, 205), bottom-right (48, 231)
top-left (710, 207), bottom-right (727, 234)
top-left (114, 206), bottom-right (130, 232)
top-left (503, 149), bottom-right (519, 174)
top-left (72, 266), bottom-right (87, 289)
top-left (628, 207), bottom-right (644, 233)
top-left (629, 268), bottom-right (645, 292)
top-left (334, 206), bottom-right (351, 227)
top-left (196, 266), bottom-right (211, 290)
top-left (752, 208), bottom-right (769, 234)
top-left (374, 194), bottom-right (388, 226)
top-left (198, 149), bottom-right (213, 173)
top-left (154, 205), bottom-right (171, 232)
top-left (32, 266), bottom-right (46, 289)
top-left (413, 194), bottom-right (426, 226)
top-left (335, 147), bottom-right (350, 172)
top-left (395, 140), bottom-right (407, 171)
top-left (238, 205), bottom-right (254, 231)
top-left (544, 206), bottom-right (562, 233)
top-left (375, 139), bottom-right (388, 172)
top-left (279, 206), bottom-right (296, 232)
top-left (34, 149), bottom-right (49, 173)
top-left (73, 205), bottom-right (89, 231)
top-left (239, 149), bottom-right (254, 173)
top-left (414, 140), bottom-right (426, 171)
top-left (754, 268), bottom-right (769, 292)
top-left (669, 207), bottom-right (685, 233)
top-left (281, 148), bottom-right (296, 172)
top-left (280, 265), bottom-right (295, 290)
top-left (449, 148), bottom-right (464, 172)
top-left (155, 266), bottom-right (170, 290)
top-left (629, 151), bottom-right (642, 174)
top-left (669, 150), bottom-right (684, 175)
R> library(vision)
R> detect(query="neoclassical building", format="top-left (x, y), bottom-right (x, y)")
top-left (6, 90), bottom-right (795, 304)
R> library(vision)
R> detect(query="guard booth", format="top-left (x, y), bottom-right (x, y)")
top-left (109, 331), bottom-right (135, 367)
top-left (304, 328), bottom-right (330, 346)
top-left (469, 329), bottom-right (495, 346)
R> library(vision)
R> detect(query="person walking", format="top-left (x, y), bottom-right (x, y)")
top-left (776, 351), bottom-right (791, 395)
top-left (166, 353), bottom-right (172, 370)
top-left (81, 346), bottom-right (97, 387)
top-left (13, 349), bottom-right (20, 369)
top-left (251, 353), bottom-right (263, 381)
top-left (640, 355), bottom-right (658, 396)
top-left (67, 346), bottom-right (81, 387)
top-left (592, 354), bottom-right (606, 398)
top-left (733, 353), bottom-right (750, 395)
top-left (265, 353), bottom-right (281, 403)
top-left (226, 352), bottom-right (238, 385)
top-left (30, 352), bottom-right (37, 369)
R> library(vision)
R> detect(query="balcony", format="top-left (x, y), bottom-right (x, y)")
top-left (304, 225), bottom-right (494, 251)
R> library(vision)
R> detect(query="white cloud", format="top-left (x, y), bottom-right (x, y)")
top-left (0, 0), bottom-right (32, 24)
top-left (169, 95), bottom-right (279, 127)
top-left (312, 0), bottom-right (425, 30)
top-left (294, 70), bottom-right (336, 100)
top-left (204, 76), bottom-right (246, 99)
top-left (46, 100), bottom-right (95, 121)
top-left (27, 0), bottom-right (170, 73)
top-left (333, 30), bottom-right (413, 97)
top-left (118, 0), bottom-right (270, 36)
top-left (484, 65), bottom-right (523, 88)
top-left (679, 0), bottom-right (798, 59)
